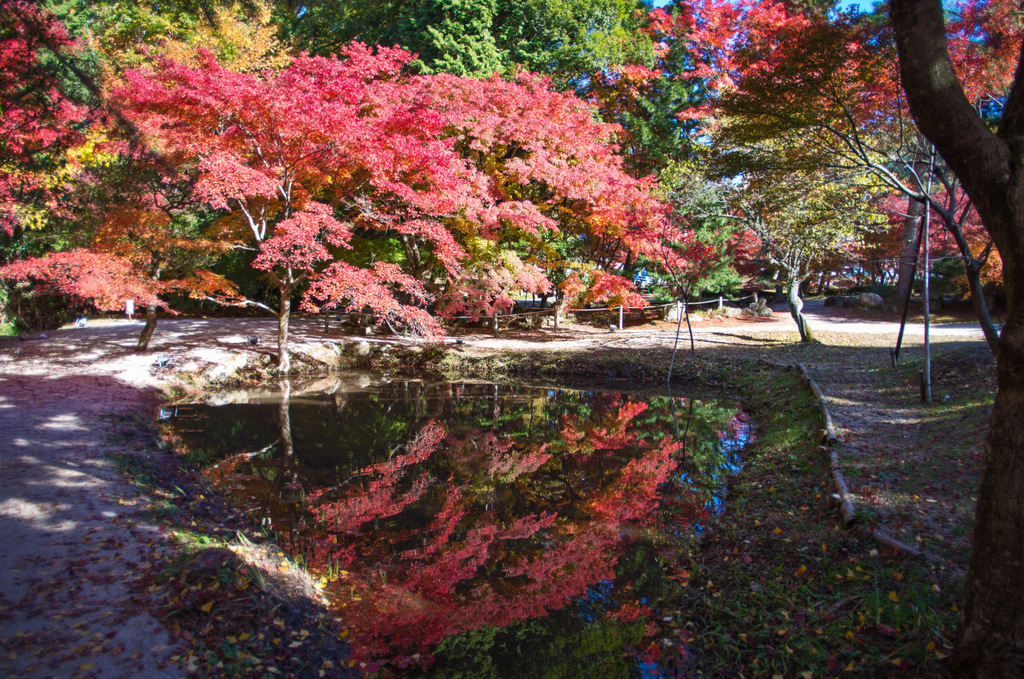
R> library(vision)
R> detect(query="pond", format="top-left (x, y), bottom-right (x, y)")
top-left (161, 374), bottom-right (751, 677)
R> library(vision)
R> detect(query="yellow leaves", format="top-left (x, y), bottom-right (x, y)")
top-left (6, 202), bottom-right (49, 231)
top-left (795, 564), bottom-right (808, 576)
top-left (888, 591), bottom-right (899, 603)
top-left (200, 601), bottom-right (214, 613)
top-left (773, 527), bottom-right (783, 534)
top-left (65, 131), bottom-right (118, 171)
top-left (151, 0), bottom-right (291, 75)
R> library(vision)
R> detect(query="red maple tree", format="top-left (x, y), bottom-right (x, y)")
top-left (115, 45), bottom-right (701, 367)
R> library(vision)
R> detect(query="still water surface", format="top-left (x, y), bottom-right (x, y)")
top-left (163, 375), bottom-right (750, 677)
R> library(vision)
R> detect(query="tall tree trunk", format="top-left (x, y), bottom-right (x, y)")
top-left (893, 0), bottom-right (1024, 674)
top-left (896, 139), bottom-right (930, 303)
top-left (136, 263), bottom-right (162, 351)
top-left (961, 256), bottom-right (1000, 354)
top-left (136, 303), bottom-right (158, 351)
top-left (786, 276), bottom-right (814, 342)
top-left (896, 196), bottom-right (925, 302)
top-left (277, 290), bottom-right (291, 374)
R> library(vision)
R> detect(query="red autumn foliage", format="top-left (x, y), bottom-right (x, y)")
top-left (0, 249), bottom-right (165, 311)
top-left (113, 43), bottom-right (701, 365)
top-left (0, 2), bottom-right (87, 234)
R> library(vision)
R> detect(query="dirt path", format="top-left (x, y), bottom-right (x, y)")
top-left (0, 307), bottom-right (992, 677)
top-left (0, 317), bottom-right (336, 678)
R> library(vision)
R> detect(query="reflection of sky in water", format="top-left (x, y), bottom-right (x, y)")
top-left (703, 421), bottom-right (751, 518)
top-left (671, 414), bottom-right (752, 536)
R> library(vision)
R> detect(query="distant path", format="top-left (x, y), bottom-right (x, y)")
top-left (798, 299), bottom-right (987, 338)
top-left (455, 300), bottom-right (987, 353)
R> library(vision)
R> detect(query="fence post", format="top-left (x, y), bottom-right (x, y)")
top-left (718, 295), bottom-right (724, 311)
top-left (619, 305), bottom-right (624, 330)
top-left (493, 312), bottom-right (499, 338)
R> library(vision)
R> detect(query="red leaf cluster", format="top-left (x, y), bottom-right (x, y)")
top-left (0, 249), bottom-right (166, 311)
top-left (0, 3), bottom-right (87, 234)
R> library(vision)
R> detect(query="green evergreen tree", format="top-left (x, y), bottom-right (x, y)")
top-left (401, 0), bottom-right (503, 76)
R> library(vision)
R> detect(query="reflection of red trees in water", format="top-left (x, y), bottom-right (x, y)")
top-left (307, 422), bottom-right (445, 536)
top-left (300, 397), bottom-right (707, 669)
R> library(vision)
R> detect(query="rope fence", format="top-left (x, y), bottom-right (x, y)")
top-left (323, 293), bottom-right (766, 338)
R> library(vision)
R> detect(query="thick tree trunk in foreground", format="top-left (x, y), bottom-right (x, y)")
top-left (786, 277), bottom-right (814, 342)
top-left (892, 0), bottom-right (1024, 674)
top-left (953, 320), bottom-right (1024, 677)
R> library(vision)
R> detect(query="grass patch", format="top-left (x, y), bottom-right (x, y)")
top-left (387, 333), bottom-right (992, 675)
top-left (672, 358), bottom-right (979, 677)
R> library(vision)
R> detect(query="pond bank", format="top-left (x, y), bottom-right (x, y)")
top-left (0, 313), bottom-right (992, 677)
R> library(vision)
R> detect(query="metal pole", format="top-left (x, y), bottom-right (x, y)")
top-left (618, 305), bottom-right (624, 331)
top-left (922, 147), bottom-right (935, 402)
